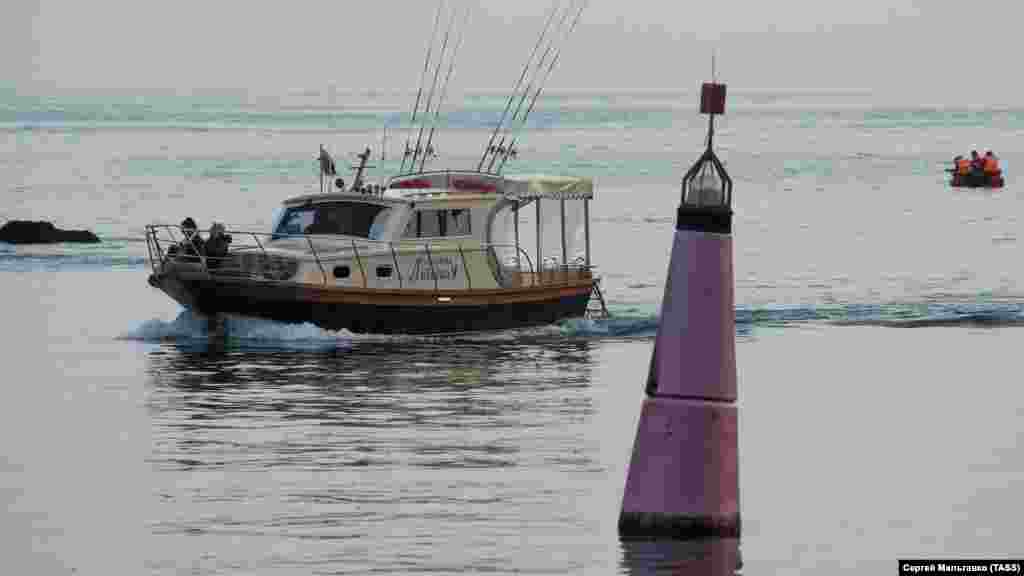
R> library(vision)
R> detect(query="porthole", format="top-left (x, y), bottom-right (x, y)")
top-left (333, 265), bottom-right (350, 279)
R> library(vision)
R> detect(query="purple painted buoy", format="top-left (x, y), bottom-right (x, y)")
top-left (619, 82), bottom-right (739, 540)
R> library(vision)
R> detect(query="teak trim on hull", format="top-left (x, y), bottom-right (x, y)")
top-left (150, 272), bottom-right (594, 334)
top-left (152, 269), bottom-right (594, 306)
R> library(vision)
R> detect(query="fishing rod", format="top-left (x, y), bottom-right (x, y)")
top-left (497, 0), bottom-right (587, 174)
top-left (420, 5), bottom-right (473, 172)
top-left (410, 3), bottom-right (457, 172)
top-left (487, 0), bottom-right (578, 173)
top-left (400, 1), bottom-right (444, 174)
top-left (477, 0), bottom-right (561, 172)
top-left (485, 0), bottom-right (573, 173)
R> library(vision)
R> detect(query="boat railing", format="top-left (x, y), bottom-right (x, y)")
top-left (144, 224), bottom-right (594, 291)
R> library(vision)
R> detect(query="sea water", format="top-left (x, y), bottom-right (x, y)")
top-left (1, 88), bottom-right (1022, 574)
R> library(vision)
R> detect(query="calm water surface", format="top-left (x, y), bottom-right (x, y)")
top-left (1, 90), bottom-right (1022, 574)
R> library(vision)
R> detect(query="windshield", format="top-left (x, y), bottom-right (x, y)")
top-left (274, 202), bottom-right (391, 238)
top-left (269, 207), bottom-right (286, 235)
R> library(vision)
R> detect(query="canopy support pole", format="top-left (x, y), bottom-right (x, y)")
top-left (584, 197), bottom-right (591, 268)
top-left (536, 199), bottom-right (542, 274)
top-left (514, 201), bottom-right (520, 269)
top-left (560, 197), bottom-right (567, 268)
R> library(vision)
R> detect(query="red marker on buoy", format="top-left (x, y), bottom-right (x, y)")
top-left (619, 76), bottom-right (739, 539)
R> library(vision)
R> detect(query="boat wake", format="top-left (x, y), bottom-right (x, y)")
top-left (558, 315), bottom-right (660, 338)
top-left (737, 301), bottom-right (1024, 329)
top-left (829, 309), bottom-right (1024, 328)
top-left (571, 300), bottom-right (1024, 337)
top-left (119, 299), bottom-right (1024, 351)
top-left (120, 310), bottom-right (356, 350)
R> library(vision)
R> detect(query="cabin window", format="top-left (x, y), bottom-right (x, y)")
top-left (274, 202), bottom-right (391, 238)
top-left (402, 209), bottom-right (472, 238)
top-left (277, 208), bottom-right (315, 236)
top-left (448, 209), bottom-right (471, 236)
top-left (419, 209), bottom-right (443, 237)
top-left (333, 265), bottom-right (350, 279)
top-left (376, 265), bottom-right (393, 278)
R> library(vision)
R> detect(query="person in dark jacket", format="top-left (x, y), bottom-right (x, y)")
top-left (179, 217), bottom-right (205, 262)
top-left (204, 222), bottom-right (232, 268)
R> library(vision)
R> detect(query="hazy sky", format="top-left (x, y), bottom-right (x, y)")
top-left (4, 0), bottom-right (1021, 102)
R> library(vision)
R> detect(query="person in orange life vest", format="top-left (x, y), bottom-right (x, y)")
top-left (983, 151), bottom-right (1001, 175)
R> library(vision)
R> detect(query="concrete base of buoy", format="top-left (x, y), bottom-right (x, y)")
top-left (619, 396), bottom-right (739, 539)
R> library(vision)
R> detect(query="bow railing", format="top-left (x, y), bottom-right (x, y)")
top-left (144, 224), bottom-right (593, 291)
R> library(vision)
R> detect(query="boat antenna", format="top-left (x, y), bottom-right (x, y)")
top-left (410, 3), bottom-right (458, 172)
top-left (486, 0), bottom-right (576, 173)
top-left (400, 1), bottom-right (444, 174)
top-left (420, 5), bottom-right (473, 172)
top-left (496, 0), bottom-right (587, 174)
top-left (477, 0), bottom-right (561, 172)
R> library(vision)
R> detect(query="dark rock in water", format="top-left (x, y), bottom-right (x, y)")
top-left (0, 220), bottom-right (101, 244)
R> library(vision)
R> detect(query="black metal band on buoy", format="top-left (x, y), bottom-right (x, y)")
top-left (678, 82), bottom-right (732, 234)
top-left (677, 204), bottom-right (732, 234)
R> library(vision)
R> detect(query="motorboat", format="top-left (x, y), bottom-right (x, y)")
top-left (145, 169), bottom-right (607, 334)
top-left (144, 0), bottom-right (603, 334)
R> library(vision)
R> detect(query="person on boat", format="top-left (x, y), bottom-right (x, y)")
top-left (970, 150), bottom-right (984, 172)
top-left (983, 151), bottom-right (1001, 175)
top-left (983, 151), bottom-right (1003, 186)
top-left (204, 222), bottom-right (232, 267)
top-left (951, 155), bottom-right (969, 185)
top-left (954, 155), bottom-right (970, 175)
top-left (178, 217), bottom-right (205, 262)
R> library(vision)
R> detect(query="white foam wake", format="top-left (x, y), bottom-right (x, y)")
top-left (121, 309), bottom-right (355, 349)
top-left (120, 307), bottom-right (660, 349)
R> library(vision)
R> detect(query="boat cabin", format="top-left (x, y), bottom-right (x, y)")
top-left (150, 170), bottom-right (596, 292)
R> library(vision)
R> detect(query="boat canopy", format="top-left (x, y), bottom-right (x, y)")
top-left (504, 175), bottom-right (594, 201)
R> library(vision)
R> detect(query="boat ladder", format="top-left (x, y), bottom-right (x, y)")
top-left (586, 280), bottom-right (610, 319)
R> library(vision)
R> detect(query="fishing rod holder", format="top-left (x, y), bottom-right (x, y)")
top-left (402, 144), bottom-right (437, 160)
top-left (481, 144), bottom-right (518, 173)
